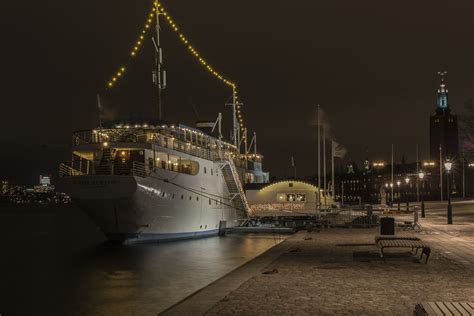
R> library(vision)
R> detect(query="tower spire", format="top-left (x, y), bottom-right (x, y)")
top-left (437, 71), bottom-right (448, 111)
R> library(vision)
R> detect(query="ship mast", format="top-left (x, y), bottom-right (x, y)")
top-left (152, 2), bottom-right (166, 120)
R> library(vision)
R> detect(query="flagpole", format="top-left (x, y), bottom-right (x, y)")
top-left (96, 94), bottom-right (103, 143)
top-left (323, 126), bottom-right (327, 207)
top-left (391, 144), bottom-right (394, 205)
top-left (332, 141), bottom-right (335, 199)
top-left (291, 156), bottom-right (296, 179)
top-left (463, 142), bottom-right (465, 199)
top-left (416, 144), bottom-right (419, 202)
top-left (439, 144), bottom-right (443, 201)
top-left (317, 105), bottom-right (321, 209)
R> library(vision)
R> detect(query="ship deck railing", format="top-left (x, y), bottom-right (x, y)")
top-left (59, 163), bottom-right (84, 177)
top-left (72, 128), bottom-right (251, 168)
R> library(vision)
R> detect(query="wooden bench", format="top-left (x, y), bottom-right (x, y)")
top-left (375, 236), bottom-right (431, 263)
top-left (414, 302), bottom-right (474, 315)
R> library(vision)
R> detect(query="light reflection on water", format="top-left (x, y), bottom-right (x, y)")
top-left (69, 234), bottom-right (283, 316)
top-left (0, 205), bottom-right (284, 316)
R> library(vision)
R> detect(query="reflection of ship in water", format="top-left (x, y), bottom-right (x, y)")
top-left (58, 2), bottom-right (270, 243)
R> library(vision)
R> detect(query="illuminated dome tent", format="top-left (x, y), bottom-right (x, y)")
top-left (245, 180), bottom-right (333, 216)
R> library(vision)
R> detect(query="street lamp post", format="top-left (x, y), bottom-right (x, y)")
top-left (389, 183), bottom-right (393, 207)
top-left (444, 161), bottom-right (453, 224)
top-left (384, 183), bottom-right (389, 206)
top-left (405, 176), bottom-right (410, 211)
top-left (418, 171), bottom-right (425, 218)
top-left (396, 180), bottom-right (401, 211)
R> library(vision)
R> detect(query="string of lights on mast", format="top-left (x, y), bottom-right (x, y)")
top-left (103, 1), bottom-right (246, 135)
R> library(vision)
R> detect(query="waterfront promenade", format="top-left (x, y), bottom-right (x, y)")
top-left (164, 204), bottom-right (474, 315)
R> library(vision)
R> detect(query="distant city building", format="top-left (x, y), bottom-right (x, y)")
top-left (39, 175), bottom-right (51, 186)
top-left (335, 74), bottom-right (468, 203)
top-left (34, 175), bottom-right (55, 193)
top-left (1, 180), bottom-right (8, 195)
top-left (336, 159), bottom-right (441, 204)
top-left (430, 73), bottom-right (459, 160)
top-left (0, 176), bottom-right (70, 204)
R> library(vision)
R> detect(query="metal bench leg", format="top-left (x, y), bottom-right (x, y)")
top-left (423, 247), bottom-right (431, 264)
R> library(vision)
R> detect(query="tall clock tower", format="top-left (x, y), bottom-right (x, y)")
top-left (429, 72), bottom-right (459, 160)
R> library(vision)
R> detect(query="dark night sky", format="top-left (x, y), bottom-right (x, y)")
top-left (0, 0), bottom-right (473, 184)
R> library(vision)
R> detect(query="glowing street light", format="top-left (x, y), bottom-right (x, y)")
top-left (396, 180), bottom-right (401, 211)
top-left (444, 161), bottom-right (453, 224)
top-left (419, 171), bottom-right (425, 218)
top-left (405, 176), bottom-right (410, 210)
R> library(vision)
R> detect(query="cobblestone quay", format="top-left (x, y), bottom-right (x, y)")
top-left (166, 223), bottom-right (474, 315)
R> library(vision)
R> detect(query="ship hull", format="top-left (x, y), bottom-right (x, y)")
top-left (58, 167), bottom-right (239, 243)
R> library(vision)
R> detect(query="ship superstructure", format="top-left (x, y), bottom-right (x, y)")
top-left (59, 120), bottom-right (268, 242)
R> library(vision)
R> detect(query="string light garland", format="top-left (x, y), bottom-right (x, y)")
top-left (154, 1), bottom-right (246, 132)
top-left (105, 4), bottom-right (157, 90)
top-left (103, 0), bottom-right (247, 133)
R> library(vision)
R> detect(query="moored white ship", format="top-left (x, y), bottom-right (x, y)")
top-left (58, 120), bottom-right (269, 243)
top-left (58, 2), bottom-right (269, 243)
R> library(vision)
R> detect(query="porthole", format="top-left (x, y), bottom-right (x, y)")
top-left (196, 196), bottom-right (199, 201)
top-left (209, 199), bottom-right (211, 205)
top-left (181, 194), bottom-right (184, 199)
top-left (204, 167), bottom-right (207, 174)
top-left (211, 169), bottom-right (213, 175)
top-left (200, 225), bottom-right (202, 229)
top-left (172, 193), bottom-right (175, 199)
top-left (189, 196), bottom-right (192, 200)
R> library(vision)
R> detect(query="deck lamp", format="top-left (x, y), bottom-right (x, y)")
top-left (444, 161), bottom-right (453, 224)
top-left (419, 171), bottom-right (425, 218)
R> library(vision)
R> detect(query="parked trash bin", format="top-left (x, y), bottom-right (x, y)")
top-left (380, 217), bottom-right (395, 235)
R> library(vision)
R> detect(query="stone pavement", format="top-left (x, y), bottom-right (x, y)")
top-left (164, 221), bottom-right (474, 316)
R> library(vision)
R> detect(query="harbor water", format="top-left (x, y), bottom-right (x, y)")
top-left (0, 204), bottom-right (284, 315)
